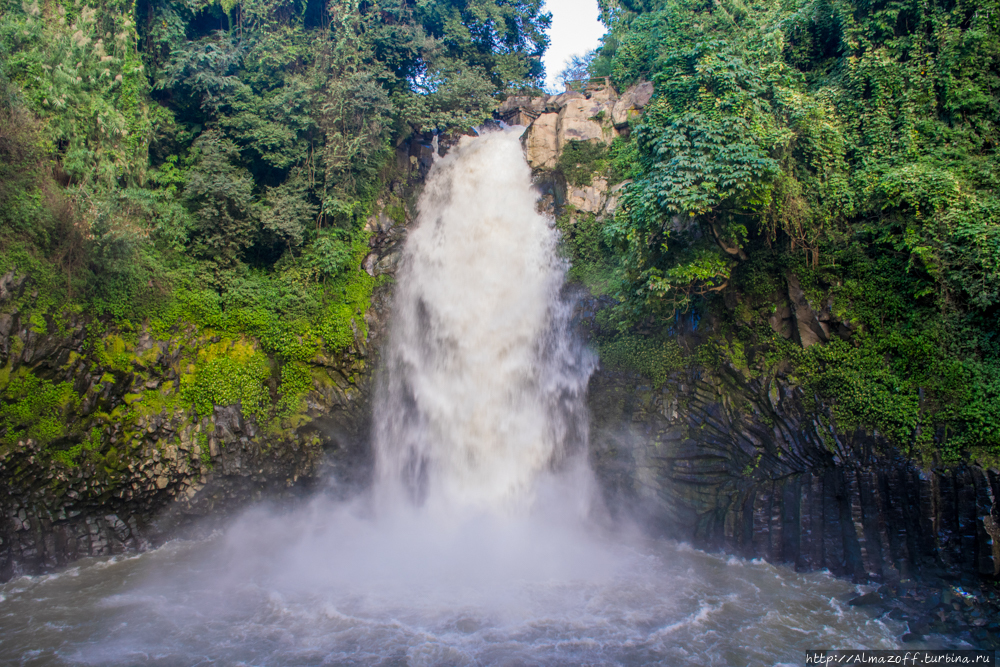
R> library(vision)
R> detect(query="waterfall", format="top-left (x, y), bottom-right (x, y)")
top-left (373, 128), bottom-right (595, 515)
top-left (0, 128), bottom-right (909, 667)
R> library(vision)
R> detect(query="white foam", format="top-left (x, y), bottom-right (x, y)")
top-left (374, 128), bottom-right (596, 517)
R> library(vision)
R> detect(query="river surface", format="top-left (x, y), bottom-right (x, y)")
top-left (0, 129), bottom-right (918, 665)
top-left (0, 512), bottom-right (906, 666)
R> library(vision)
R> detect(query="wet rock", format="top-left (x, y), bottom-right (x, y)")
top-left (849, 592), bottom-right (883, 606)
top-left (787, 273), bottom-right (828, 348)
top-left (586, 340), bottom-right (1000, 589)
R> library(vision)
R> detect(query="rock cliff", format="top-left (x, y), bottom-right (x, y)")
top-left (0, 136), bottom-right (439, 581)
top-left (512, 82), bottom-right (1000, 591)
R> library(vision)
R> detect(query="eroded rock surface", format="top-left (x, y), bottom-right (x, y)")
top-left (587, 348), bottom-right (1000, 585)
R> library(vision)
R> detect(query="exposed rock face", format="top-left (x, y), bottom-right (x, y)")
top-left (787, 273), bottom-right (830, 347)
top-left (567, 177), bottom-right (609, 215)
top-left (587, 336), bottom-right (1000, 585)
top-left (0, 290), bottom-right (383, 582)
top-left (0, 148), bottom-right (425, 581)
top-left (612, 81), bottom-right (653, 127)
top-left (513, 81), bottom-right (653, 223)
top-left (557, 96), bottom-right (611, 148)
top-left (522, 112), bottom-right (560, 170)
top-left (512, 80), bottom-right (651, 172)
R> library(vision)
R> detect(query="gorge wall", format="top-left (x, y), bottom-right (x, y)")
top-left (502, 83), bottom-right (1000, 588)
top-left (0, 139), bottom-right (438, 581)
top-left (3, 83), bottom-right (998, 600)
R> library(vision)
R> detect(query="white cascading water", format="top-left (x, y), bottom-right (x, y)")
top-left (373, 128), bottom-right (594, 515)
top-left (0, 128), bottom-right (908, 667)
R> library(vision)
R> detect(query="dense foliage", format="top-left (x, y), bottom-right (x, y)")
top-left (0, 0), bottom-right (549, 458)
top-left (0, 0), bottom-right (550, 298)
top-left (588, 0), bottom-right (1000, 463)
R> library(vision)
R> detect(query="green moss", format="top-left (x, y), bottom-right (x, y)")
top-left (0, 371), bottom-right (79, 447)
top-left (0, 360), bottom-right (11, 392)
top-left (277, 361), bottom-right (311, 418)
top-left (599, 335), bottom-right (686, 387)
top-left (93, 334), bottom-right (133, 373)
top-left (62, 351), bottom-right (81, 370)
top-left (197, 431), bottom-right (212, 468)
top-left (50, 427), bottom-right (102, 467)
top-left (28, 312), bottom-right (47, 334)
top-left (9, 335), bottom-right (24, 358)
top-left (183, 352), bottom-right (271, 421)
top-left (742, 452), bottom-right (763, 477)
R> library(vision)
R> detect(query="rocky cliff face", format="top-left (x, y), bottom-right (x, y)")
top-left (511, 83), bottom-right (1000, 590)
top-left (0, 138), bottom-right (438, 581)
top-left (587, 360), bottom-right (1000, 584)
top-left (0, 276), bottom-right (384, 581)
top-left (500, 80), bottom-right (652, 219)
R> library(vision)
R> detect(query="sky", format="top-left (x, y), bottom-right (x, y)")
top-left (542, 0), bottom-right (607, 92)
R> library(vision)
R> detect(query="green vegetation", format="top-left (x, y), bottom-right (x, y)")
top-left (51, 427), bottom-right (104, 467)
top-left (598, 335), bottom-right (684, 386)
top-left (2, 0), bottom-right (996, 470)
top-left (550, 0), bottom-right (1000, 463)
top-left (0, 371), bottom-right (78, 449)
top-left (0, 0), bottom-right (551, 465)
top-left (558, 140), bottom-right (609, 188)
top-left (182, 341), bottom-right (271, 421)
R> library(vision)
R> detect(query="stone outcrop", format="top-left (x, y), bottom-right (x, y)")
top-left (505, 83), bottom-right (639, 224)
top-left (508, 80), bottom-right (652, 222)
top-left (522, 111), bottom-right (560, 170)
top-left (506, 80), bottom-right (652, 170)
top-left (611, 81), bottom-right (653, 127)
top-left (585, 323), bottom-right (1000, 586)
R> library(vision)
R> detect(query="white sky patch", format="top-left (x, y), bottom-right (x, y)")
top-left (542, 0), bottom-right (606, 92)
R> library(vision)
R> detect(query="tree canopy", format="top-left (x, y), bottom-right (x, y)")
top-left (0, 0), bottom-right (551, 318)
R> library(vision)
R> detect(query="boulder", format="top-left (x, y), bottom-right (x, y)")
top-left (557, 98), bottom-right (611, 150)
top-left (567, 178), bottom-right (609, 214)
top-left (546, 91), bottom-right (586, 110)
top-left (612, 81), bottom-right (654, 127)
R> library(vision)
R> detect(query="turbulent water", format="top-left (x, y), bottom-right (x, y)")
top-left (373, 128), bottom-right (593, 514)
top-left (0, 129), bottom-right (909, 666)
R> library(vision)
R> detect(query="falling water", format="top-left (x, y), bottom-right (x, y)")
top-left (0, 129), bottom-right (913, 666)
top-left (374, 128), bottom-right (594, 515)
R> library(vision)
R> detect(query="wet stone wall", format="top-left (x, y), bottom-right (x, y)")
top-left (588, 365), bottom-right (1000, 586)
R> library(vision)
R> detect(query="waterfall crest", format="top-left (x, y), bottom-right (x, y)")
top-left (373, 128), bottom-right (595, 515)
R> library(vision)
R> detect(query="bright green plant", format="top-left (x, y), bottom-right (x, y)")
top-left (0, 371), bottom-right (79, 448)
